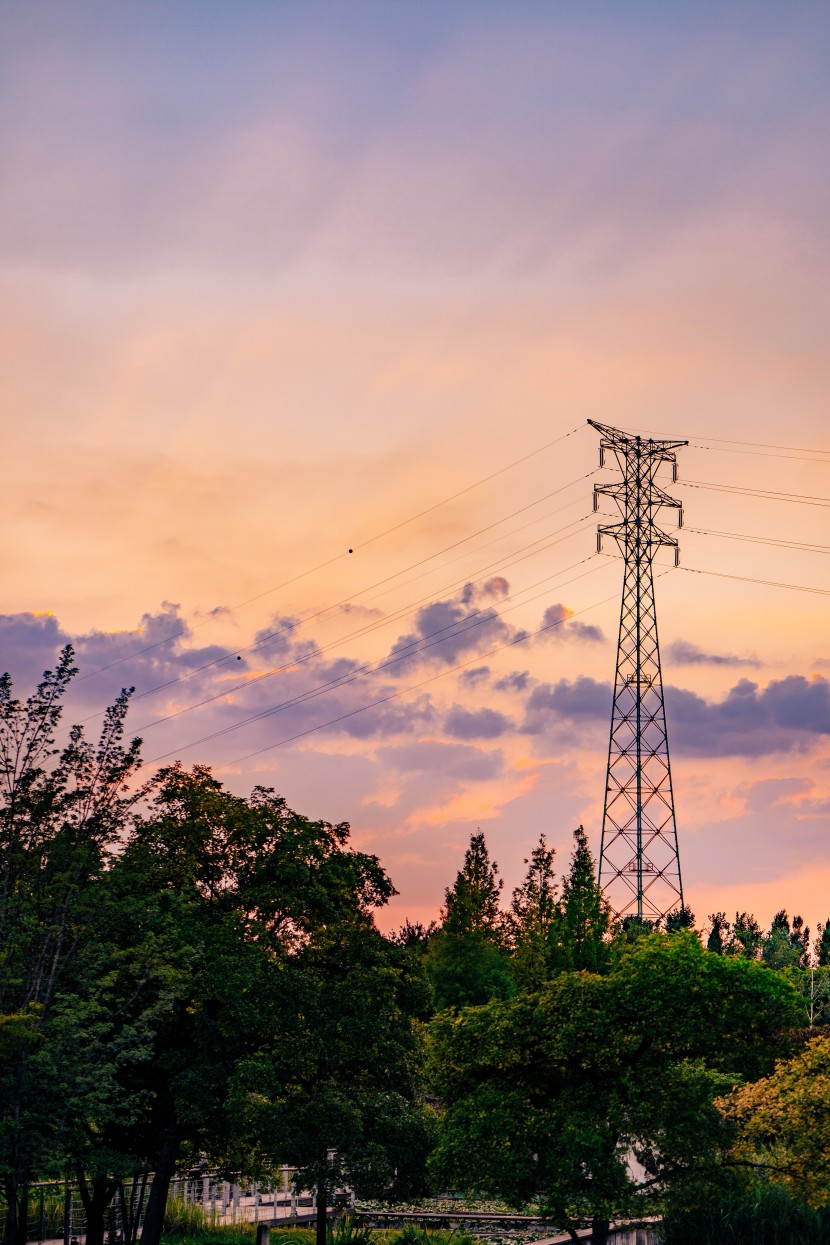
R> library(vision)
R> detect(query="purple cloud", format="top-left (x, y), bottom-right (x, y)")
top-left (539, 603), bottom-right (605, 644)
top-left (494, 670), bottom-right (531, 693)
top-left (378, 740), bottom-right (504, 782)
top-left (666, 639), bottom-right (761, 668)
top-left (444, 705), bottom-right (512, 740)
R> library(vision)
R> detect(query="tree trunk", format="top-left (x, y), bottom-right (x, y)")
top-left (3, 1178), bottom-right (20, 1245)
top-left (76, 1170), bottom-right (118, 1245)
top-left (315, 1181), bottom-right (327, 1245)
top-left (590, 1218), bottom-right (610, 1245)
top-left (139, 1125), bottom-right (180, 1245)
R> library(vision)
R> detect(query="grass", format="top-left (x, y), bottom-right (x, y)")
top-left (161, 1222), bottom-right (481, 1245)
top-left (660, 1181), bottom-right (830, 1245)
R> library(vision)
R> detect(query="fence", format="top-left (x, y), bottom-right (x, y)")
top-left (2, 1170), bottom-right (344, 1245)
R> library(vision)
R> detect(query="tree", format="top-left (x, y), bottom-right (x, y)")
top-left (719, 1032), bottom-right (830, 1209)
top-left (508, 836), bottom-right (558, 991)
top-left (231, 922), bottom-right (435, 1245)
top-left (665, 905), bottom-right (696, 934)
top-left (110, 763), bottom-right (429, 1245)
top-left (706, 913), bottom-right (730, 955)
top-left (442, 832), bottom-right (504, 937)
top-left (762, 911), bottom-right (809, 970)
top-left (0, 649), bottom-right (141, 1245)
top-left (549, 826), bottom-right (611, 973)
top-left (430, 932), bottom-right (801, 1245)
top-left (815, 920), bottom-right (830, 967)
top-left (730, 912), bottom-right (763, 960)
top-left (424, 832), bottom-right (513, 1009)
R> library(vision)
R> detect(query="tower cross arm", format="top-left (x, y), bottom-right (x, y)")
top-left (587, 418), bottom-right (688, 454)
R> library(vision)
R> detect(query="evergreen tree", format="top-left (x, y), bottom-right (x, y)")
top-left (509, 835), bottom-right (558, 990)
top-left (442, 831), bottom-right (504, 937)
top-left (550, 826), bottom-right (611, 973)
top-left (665, 904), bottom-right (696, 934)
top-left (815, 920), bottom-right (830, 967)
top-left (706, 912), bottom-right (730, 955)
top-left (425, 832), bottom-right (513, 1008)
top-left (731, 912), bottom-right (763, 960)
top-left (762, 911), bottom-right (805, 970)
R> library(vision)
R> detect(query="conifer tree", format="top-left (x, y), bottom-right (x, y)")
top-left (442, 831), bottom-right (504, 938)
top-left (815, 920), bottom-right (830, 967)
top-left (706, 912), bottom-right (730, 955)
top-left (550, 825), bottom-right (610, 973)
top-left (425, 832), bottom-right (513, 1008)
top-left (509, 835), bottom-right (558, 990)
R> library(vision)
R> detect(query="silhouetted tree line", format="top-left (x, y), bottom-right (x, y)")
top-left (1, 650), bottom-right (829, 1245)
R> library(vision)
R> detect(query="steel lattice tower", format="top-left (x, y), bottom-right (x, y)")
top-left (589, 419), bottom-right (688, 922)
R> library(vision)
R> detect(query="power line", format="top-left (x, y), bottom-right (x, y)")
top-left (680, 567), bottom-right (830, 597)
top-left (75, 424), bottom-right (585, 684)
top-left (142, 549), bottom-right (608, 757)
top-left (222, 575), bottom-right (630, 768)
top-left (122, 511), bottom-right (595, 737)
top-left (81, 472), bottom-right (594, 722)
top-left (678, 480), bottom-right (830, 508)
top-left (632, 427), bottom-right (830, 458)
top-left (686, 527), bottom-right (830, 555)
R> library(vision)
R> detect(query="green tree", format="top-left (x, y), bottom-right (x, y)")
top-left (762, 911), bottom-right (808, 970)
top-left (110, 763), bottom-right (427, 1245)
top-left (730, 912), bottom-right (763, 960)
top-left (231, 922), bottom-right (434, 1245)
top-left (508, 836), bottom-right (558, 991)
top-left (549, 826), bottom-right (611, 973)
top-left (719, 1032), bottom-right (830, 1209)
top-left (442, 832), bottom-right (504, 936)
top-left (425, 832), bottom-right (513, 1009)
top-left (706, 913), bottom-right (730, 955)
top-left (815, 919), bottom-right (830, 967)
top-left (665, 905), bottom-right (696, 934)
top-left (430, 932), bottom-right (800, 1245)
top-left (0, 649), bottom-right (141, 1245)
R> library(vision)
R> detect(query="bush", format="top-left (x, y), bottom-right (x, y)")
top-left (661, 1180), bottom-right (830, 1245)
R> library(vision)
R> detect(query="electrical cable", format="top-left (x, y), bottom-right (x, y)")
top-left (685, 527), bottom-right (830, 555)
top-left (677, 480), bottom-right (830, 507)
top-left (120, 513), bottom-right (596, 736)
top-left (224, 572), bottom-right (633, 767)
top-left (146, 554), bottom-right (610, 763)
top-left (75, 423), bottom-right (586, 683)
top-left (680, 567), bottom-right (830, 597)
top-left (81, 472), bottom-right (595, 721)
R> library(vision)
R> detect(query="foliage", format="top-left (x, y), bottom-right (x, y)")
top-left (429, 932), bottom-right (801, 1243)
top-left (664, 905), bottom-right (696, 934)
top-left (548, 825), bottom-right (611, 973)
top-left (0, 648), bottom-right (142, 1245)
top-left (425, 834), bottom-right (512, 1009)
top-left (718, 1032), bottom-right (830, 1209)
top-left (762, 911), bottom-right (810, 970)
top-left (508, 837), bottom-right (558, 991)
top-left (441, 834), bottom-right (504, 938)
top-left (660, 1178), bottom-right (830, 1245)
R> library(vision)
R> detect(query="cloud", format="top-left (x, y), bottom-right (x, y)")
top-left (384, 587), bottom-right (515, 676)
top-left (539, 603), bottom-right (604, 643)
top-left (459, 666), bottom-right (490, 687)
top-left (666, 638), bottom-right (761, 667)
top-left (378, 740), bottom-right (504, 783)
top-left (444, 705), bottom-right (512, 740)
top-left (494, 670), bottom-right (530, 693)
top-left (667, 676), bottom-right (830, 757)
top-left (520, 672), bottom-right (830, 759)
top-left (522, 676), bottom-right (611, 734)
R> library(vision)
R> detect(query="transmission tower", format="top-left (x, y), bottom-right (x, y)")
top-left (589, 419), bottom-right (687, 923)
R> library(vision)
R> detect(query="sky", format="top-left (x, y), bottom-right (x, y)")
top-left (1, 1), bottom-right (829, 934)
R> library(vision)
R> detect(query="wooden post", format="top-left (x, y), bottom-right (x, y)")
top-left (256, 1226), bottom-right (271, 1245)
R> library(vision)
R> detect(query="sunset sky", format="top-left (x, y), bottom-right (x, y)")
top-left (2, 1), bottom-right (829, 933)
